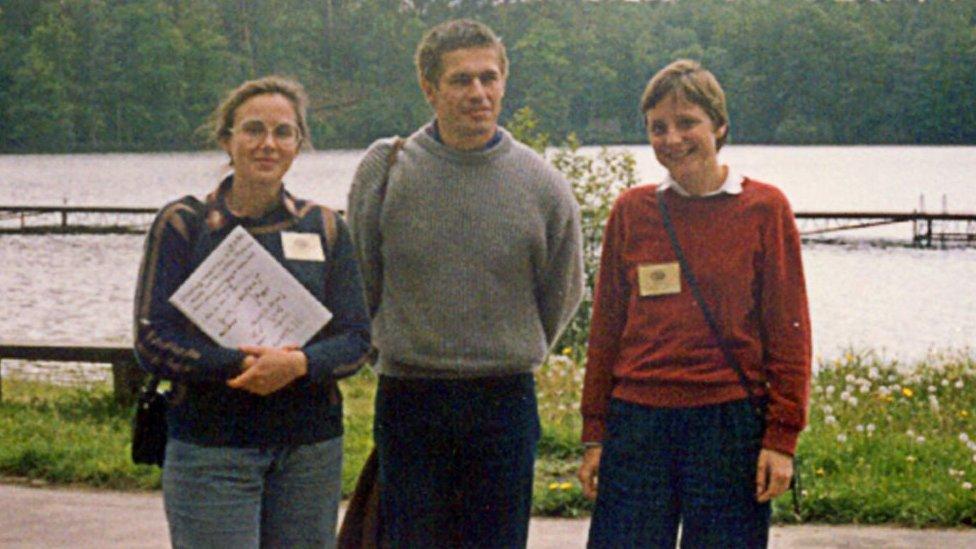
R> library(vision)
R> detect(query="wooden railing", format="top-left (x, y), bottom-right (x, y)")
top-left (0, 342), bottom-right (144, 403)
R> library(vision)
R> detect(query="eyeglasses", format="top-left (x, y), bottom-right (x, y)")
top-left (231, 119), bottom-right (302, 147)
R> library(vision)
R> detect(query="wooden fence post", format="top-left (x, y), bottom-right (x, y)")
top-left (111, 359), bottom-right (145, 405)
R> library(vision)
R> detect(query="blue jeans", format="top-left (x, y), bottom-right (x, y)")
top-left (588, 399), bottom-right (770, 549)
top-left (374, 374), bottom-right (540, 548)
top-left (162, 437), bottom-right (343, 548)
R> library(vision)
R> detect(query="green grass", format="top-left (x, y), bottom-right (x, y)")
top-left (2, 350), bottom-right (975, 524)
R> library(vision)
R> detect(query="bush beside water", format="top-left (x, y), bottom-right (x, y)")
top-left (1, 351), bottom-right (975, 524)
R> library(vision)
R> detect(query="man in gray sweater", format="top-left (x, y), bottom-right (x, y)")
top-left (346, 18), bottom-right (583, 548)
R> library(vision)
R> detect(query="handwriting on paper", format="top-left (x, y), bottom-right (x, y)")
top-left (170, 225), bottom-right (332, 349)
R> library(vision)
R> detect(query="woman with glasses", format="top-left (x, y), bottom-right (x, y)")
top-left (578, 59), bottom-right (811, 548)
top-left (134, 76), bottom-right (370, 548)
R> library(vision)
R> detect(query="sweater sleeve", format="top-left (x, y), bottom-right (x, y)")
top-left (133, 201), bottom-right (246, 383)
top-left (346, 139), bottom-right (396, 315)
top-left (758, 191), bottom-right (812, 455)
top-left (301, 215), bottom-right (372, 381)
top-left (537, 182), bottom-right (585, 348)
top-left (580, 197), bottom-right (630, 443)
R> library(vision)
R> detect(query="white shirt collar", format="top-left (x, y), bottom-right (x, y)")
top-left (660, 167), bottom-right (744, 197)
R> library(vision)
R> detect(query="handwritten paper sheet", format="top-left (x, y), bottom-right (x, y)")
top-left (169, 225), bottom-right (332, 348)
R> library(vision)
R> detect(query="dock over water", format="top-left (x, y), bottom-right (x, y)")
top-left (2, 205), bottom-right (975, 247)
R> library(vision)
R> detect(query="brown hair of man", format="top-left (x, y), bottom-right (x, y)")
top-left (414, 19), bottom-right (508, 88)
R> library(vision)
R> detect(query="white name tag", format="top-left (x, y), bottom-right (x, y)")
top-left (281, 232), bottom-right (325, 261)
top-left (637, 262), bottom-right (681, 297)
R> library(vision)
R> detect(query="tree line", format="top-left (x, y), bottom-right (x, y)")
top-left (1, 0), bottom-right (973, 153)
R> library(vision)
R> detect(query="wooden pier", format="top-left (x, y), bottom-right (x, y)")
top-left (1, 204), bottom-right (975, 247)
top-left (0, 205), bottom-right (156, 234)
top-left (795, 211), bottom-right (976, 247)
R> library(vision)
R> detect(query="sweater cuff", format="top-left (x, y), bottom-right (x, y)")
top-left (581, 417), bottom-right (606, 444)
top-left (762, 421), bottom-right (800, 456)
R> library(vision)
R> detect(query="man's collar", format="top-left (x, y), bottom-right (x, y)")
top-left (429, 120), bottom-right (503, 150)
top-left (660, 168), bottom-right (743, 197)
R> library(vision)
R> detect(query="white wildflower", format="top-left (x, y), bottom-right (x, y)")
top-left (826, 385), bottom-right (836, 395)
top-left (822, 405), bottom-right (833, 414)
top-left (956, 380), bottom-right (964, 389)
top-left (961, 433), bottom-right (971, 443)
top-left (868, 367), bottom-right (880, 380)
top-left (848, 396), bottom-right (859, 407)
top-left (963, 482), bottom-right (973, 490)
top-left (942, 379), bottom-right (950, 387)
top-left (845, 374), bottom-right (856, 383)
top-left (837, 434), bottom-right (848, 443)
top-left (928, 385), bottom-right (937, 393)
top-left (866, 423), bottom-right (876, 433)
top-left (825, 415), bottom-right (838, 425)
top-left (916, 436), bottom-right (926, 443)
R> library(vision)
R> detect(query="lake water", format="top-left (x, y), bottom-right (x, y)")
top-left (1, 145), bottom-right (974, 381)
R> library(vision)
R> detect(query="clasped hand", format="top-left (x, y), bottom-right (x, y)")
top-left (226, 345), bottom-right (308, 396)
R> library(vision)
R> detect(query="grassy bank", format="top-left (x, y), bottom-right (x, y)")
top-left (1, 351), bottom-right (974, 525)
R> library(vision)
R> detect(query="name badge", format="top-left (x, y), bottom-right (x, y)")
top-left (281, 232), bottom-right (325, 261)
top-left (637, 262), bottom-right (681, 297)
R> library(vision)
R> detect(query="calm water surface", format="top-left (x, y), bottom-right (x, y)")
top-left (1, 146), bottom-right (974, 380)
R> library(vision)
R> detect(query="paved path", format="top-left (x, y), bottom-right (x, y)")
top-left (2, 482), bottom-right (975, 548)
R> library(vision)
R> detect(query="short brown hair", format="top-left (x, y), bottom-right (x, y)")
top-left (640, 59), bottom-right (729, 150)
top-left (415, 19), bottom-right (507, 87)
top-left (210, 76), bottom-right (312, 149)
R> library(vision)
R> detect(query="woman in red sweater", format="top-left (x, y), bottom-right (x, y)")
top-left (578, 59), bottom-right (811, 548)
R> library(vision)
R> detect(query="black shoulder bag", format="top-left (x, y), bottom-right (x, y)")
top-left (131, 375), bottom-right (167, 466)
top-left (657, 189), bottom-right (801, 516)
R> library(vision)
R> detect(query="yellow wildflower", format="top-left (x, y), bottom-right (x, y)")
top-left (562, 347), bottom-right (573, 357)
top-left (559, 482), bottom-right (573, 491)
top-left (548, 482), bottom-right (560, 490)
top-left (906, 455), bottom-right (917, 463)
top-left (902, 388), bottom-right (914, 398)
top-left (960, 410), bottom-right (970, 418)
top-left (815, 468), bottom-right (825, 477)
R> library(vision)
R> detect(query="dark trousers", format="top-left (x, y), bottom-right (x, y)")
top-left (374, 373), bottom-right (540, 549)
top-left (588, 398), bottom-right (770, 549)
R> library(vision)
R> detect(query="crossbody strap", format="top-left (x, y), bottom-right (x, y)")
top-left (370, 136), bottom-right (404, 314)
top-left (656, 189), bottom-right (764, 420)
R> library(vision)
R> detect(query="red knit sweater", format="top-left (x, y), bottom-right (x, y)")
top-left (581, 179), bottom-right (811, 455)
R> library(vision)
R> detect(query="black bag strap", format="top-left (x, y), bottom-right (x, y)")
top-left (656, 189), bottom-right (764, 419)
top-left (657, 188), bottom-right (801, 515)
top-left (369, 136), bottom-right (404, 316)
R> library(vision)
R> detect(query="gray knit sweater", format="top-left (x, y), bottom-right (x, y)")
top-left (347, 123), bottom-right (583, 378)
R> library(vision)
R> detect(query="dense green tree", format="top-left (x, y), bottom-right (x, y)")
top-left (1, 0), bottom-right (973, 152)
